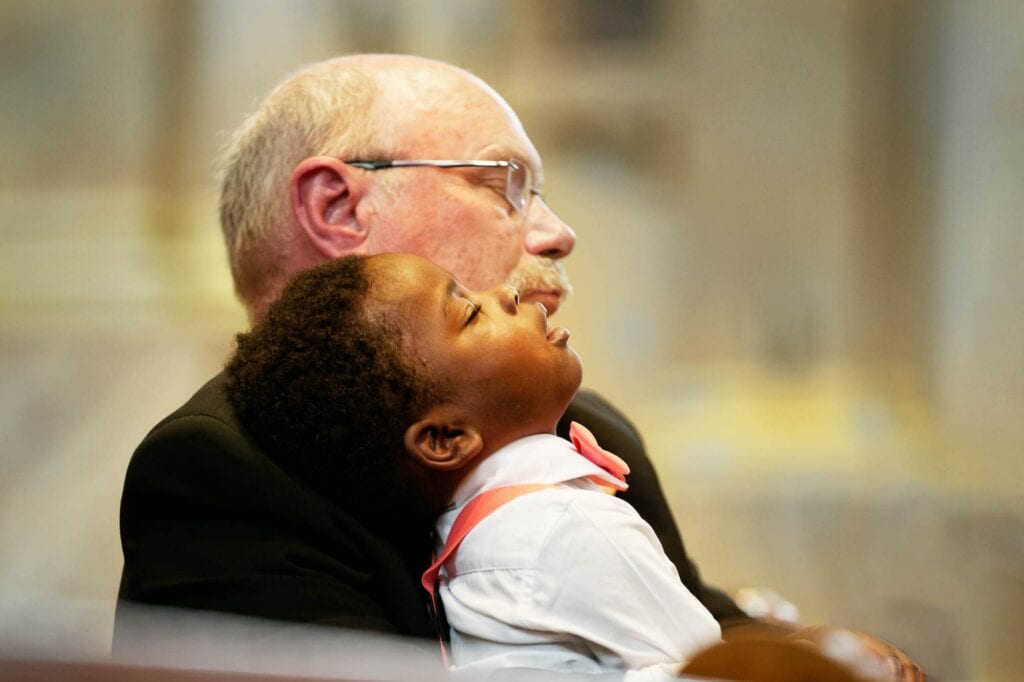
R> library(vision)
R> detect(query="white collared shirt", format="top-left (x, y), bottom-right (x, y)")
top-left (435, 434), bottom-right (721, 681)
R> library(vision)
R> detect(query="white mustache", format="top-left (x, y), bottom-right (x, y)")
top-left (506, 258), bottom-right (573, 303)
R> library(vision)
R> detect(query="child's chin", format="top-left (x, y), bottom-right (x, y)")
top-left (559, 357), bottom-right (584, 403)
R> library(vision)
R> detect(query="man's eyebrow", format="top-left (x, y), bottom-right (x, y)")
top-left (481, 145), bottom-right (540, 174)
top-left (507, 152), bottom-right (544, 186)
top-left (481, 145), bottom-right (514, 160)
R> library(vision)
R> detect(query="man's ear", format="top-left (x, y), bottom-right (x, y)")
top-left (290, 156), bottom-right (370, 258)
top-left (404, 407), bottom-right (484, 472)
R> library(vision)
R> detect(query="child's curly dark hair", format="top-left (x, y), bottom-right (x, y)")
top-left (225, 255), bottom-right (442, 530)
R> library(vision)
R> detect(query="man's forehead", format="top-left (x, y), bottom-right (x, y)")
top-left (376, 73), bottom-right (542, 171)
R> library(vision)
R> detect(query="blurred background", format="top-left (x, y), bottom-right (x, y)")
top-left (1, 0), bottom-right (1021, 679)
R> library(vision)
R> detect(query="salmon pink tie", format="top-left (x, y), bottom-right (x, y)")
top-left (569, 421), bottom-right (630, 492)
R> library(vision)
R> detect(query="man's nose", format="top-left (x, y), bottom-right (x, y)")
top-left (524, 198), bottom-right (576, 259)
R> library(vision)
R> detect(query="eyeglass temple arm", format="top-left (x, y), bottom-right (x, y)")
top-left (343, 160), bottom-right (511, 170)
top-left (344, 161), bottom-right (392, 169)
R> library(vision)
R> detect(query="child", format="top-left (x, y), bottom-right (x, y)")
top-left (225, 253), bottom-right (721, 680)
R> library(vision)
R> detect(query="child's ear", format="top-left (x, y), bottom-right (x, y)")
top-left (404, 407), bottom-right (483, 471)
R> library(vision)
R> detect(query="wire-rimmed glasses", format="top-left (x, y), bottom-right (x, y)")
top-left (344, 158), bottom-right (539, 215)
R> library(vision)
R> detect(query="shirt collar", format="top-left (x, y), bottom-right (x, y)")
top-left (448, 433), bottom-right (625, 511)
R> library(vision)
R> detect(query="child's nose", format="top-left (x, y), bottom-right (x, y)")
top-left (496, 285), bottom-right (519, 314)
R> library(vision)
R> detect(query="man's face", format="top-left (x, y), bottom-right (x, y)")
top-left (368, 253), bottom-right (582, 439)
top-left (360, 77), bottom-right (577, 315)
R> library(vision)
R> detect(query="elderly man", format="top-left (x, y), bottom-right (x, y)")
top-left (117, 55), bottom-right (921, 680)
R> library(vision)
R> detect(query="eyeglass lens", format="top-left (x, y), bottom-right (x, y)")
top-left (507, 160), bottom-right (531, 215)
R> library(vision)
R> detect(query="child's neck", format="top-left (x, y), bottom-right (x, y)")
top-left (434, 422), bottom-right (561, 508)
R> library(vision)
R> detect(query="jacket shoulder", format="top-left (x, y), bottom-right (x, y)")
top-left (559, 388), bottom-right (645, 457)
top-left (144, 372), bottom-right (238, 435)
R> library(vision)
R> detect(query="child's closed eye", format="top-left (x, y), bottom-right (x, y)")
top-left (465, 302), bottom-right (482, 326)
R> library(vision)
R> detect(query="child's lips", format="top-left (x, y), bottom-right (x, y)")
top-left (537, 301), bottom-right (569, 346)
top-left (547, 326), bottom-right (570, 346)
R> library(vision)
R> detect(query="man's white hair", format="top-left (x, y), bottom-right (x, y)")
top-left (217, 58), bottom-right (385, 310)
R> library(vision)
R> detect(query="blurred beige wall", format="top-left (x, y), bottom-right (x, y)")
top-left (1, 1), bottom-right (1021, 679)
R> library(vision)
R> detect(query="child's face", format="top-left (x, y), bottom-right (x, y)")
top-left (367, 253), bottom-right (583, 439)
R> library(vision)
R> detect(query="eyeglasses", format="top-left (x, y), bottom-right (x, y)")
top-left (344, 158), bottom-right (539, 216)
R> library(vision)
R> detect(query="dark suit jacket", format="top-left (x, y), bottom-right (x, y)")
top-left (116, 373), bottom-right (745, 645)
